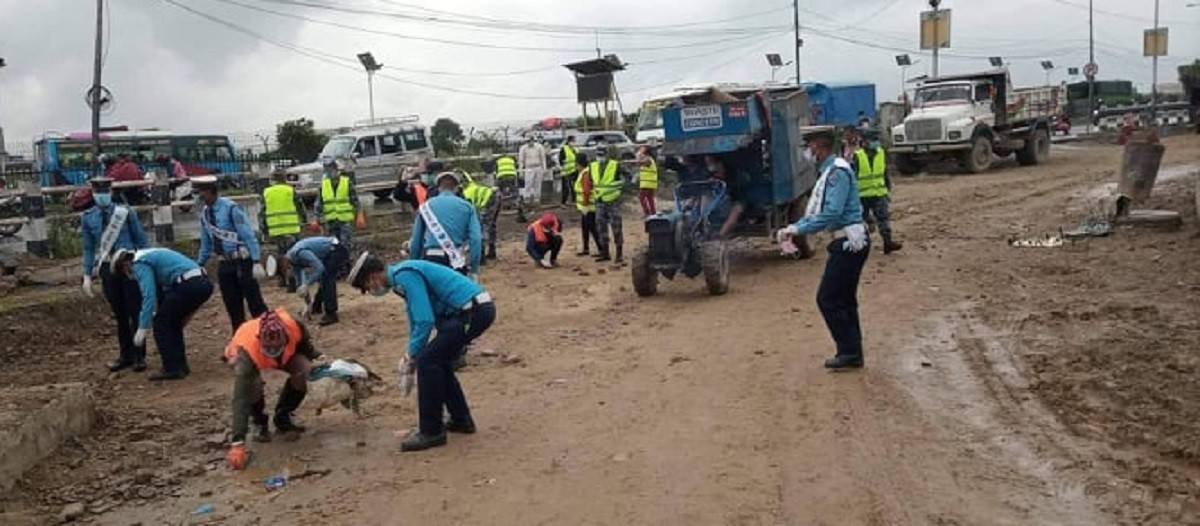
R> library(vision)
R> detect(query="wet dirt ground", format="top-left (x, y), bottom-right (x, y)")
top-left (0, 134), bottom-right (1198, 525)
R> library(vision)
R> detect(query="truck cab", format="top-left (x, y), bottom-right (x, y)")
top-left (891, 69), bottom-right (1057, 174)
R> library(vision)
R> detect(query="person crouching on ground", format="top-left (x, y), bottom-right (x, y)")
top-left (224, 308), bottom-right (324, 470)
top-left (526, 212), bottom-right (563, 269)
top-left (349, 255), bottom-right (496, 452)
top-left (285, 236), bottom-right (349, 326)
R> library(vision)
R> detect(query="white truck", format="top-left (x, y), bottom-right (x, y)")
top-left (891, 69), bottom-right (1064, 174)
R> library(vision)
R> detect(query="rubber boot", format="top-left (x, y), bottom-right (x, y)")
top-left (251, 399), bottom-right (272, 443)
top-left (486, 244), bottom-right (497, 260)
top-left (594, 242), bottom-right (611, 262)
top-left (614, 246), bottom-right (624, 265)
top-left (274, 382), bottom-right (308, 437)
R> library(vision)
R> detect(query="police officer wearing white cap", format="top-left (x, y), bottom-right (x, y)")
top-left (408, 171), bottom-right (482, 279)
top-left (193, 175), bottom-right (268, 332)
top-left (777, 126), bottom-right (871, 370)
top-left (81, 176), bottom-right (152, 372)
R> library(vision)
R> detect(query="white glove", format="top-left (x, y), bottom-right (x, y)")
top-left (538, 259), bottom-right (553, 269)
top-left (296, 283), bottom-right (310, 298)
top-left (82, 276), bottom-right (94, 298)
top-left (398, 357), bottom-right (416, 397)
top-left (775, 225), bottom-right (799, 243)
top-left (133, 328), bottom-right (148, 348)
top-left (842, 224), bottom-right (868, 253)
top-left (252, 263), bottom-right (266, 280)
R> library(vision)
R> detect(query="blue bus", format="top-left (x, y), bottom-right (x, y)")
top-left (33, 130), bottom-right (239, 186)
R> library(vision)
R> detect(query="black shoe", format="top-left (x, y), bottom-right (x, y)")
top-left (132, 360), bottom-right (147, 373)
top-left (400, 431), bottom-right (448, 452)
top-left (486, 247), bottom-right (498, 260)
top-left (549, 259), bottom-right (559, 268)
top-left (824, 355), bottom-right (864, 370)
top-left (576, 250), bottom-right (590, 256)
top-left (251, 423), bottom-right (273, 443)
top-left (275, 415), bottom-right (307, 435)
top-left (107, 360), bottom-right (133, 372)
top-left (883, 241), bottom-right (903, 254)
top-left (445, 418), bottom-right (476, 434)
top-left (318, 313), bottom-right (339, 326)
top-left (148, 370), bottom-right (188, 381)
top-left (452, 354), bottom-right (468, 371)
top-left (594, 254), bottom-right (611, 262)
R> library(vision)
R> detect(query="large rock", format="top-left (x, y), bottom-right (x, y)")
top-left (0, 384), bottom-right (96, 491)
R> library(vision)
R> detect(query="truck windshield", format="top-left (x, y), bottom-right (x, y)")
top-left (914, 86), bottom-right (972, 107)
top-left (637, 107), bottom-right (664, 131)
top-left (319, 136), bottom-right (356, 158)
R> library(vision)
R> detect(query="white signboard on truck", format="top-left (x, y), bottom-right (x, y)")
top-left (680, 105), bottom-right (723, 132)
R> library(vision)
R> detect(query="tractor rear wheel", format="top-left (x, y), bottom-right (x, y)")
top-left (700, 240), bottom-right (729, 296)
top-left (631, 247), bottom-right (657, 297)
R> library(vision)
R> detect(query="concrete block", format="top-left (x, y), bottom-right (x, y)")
top-left (0, 383), bottom-right (95, 491)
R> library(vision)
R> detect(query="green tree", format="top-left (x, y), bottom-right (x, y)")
top-left (430, 118), bottom-right (465, 157)
top-left (275, 118), bottom-right (328, 163)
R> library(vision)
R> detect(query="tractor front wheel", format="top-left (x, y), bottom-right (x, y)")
top-left (700, 240), bottom-right (729, 296)
top-left (631, 247), bottom-right (658, 297)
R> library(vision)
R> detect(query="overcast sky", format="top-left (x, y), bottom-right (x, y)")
top-left (0, 0), bottom-right (1196, 155)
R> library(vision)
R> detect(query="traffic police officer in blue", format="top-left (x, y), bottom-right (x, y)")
top-left (776, 126), bottom-right (871, 370)
top-left (349, 254), bottom-right (496, 452)
top-left (408, 172), bottom-right (482, 279)
top-left (81, 177), bottom-right (152, 373)
top-left (193, 175), bottom-right (268, 332)
top-left (112, 247), bottom-right (215, 381)
top-left (285, 236), bottom-right (349, 326)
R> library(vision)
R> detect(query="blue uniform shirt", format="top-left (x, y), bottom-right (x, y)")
top-left (408, 194), bottom-right (483, 274)
top-left (131, 248), bottom-right (203, 329)
top-left (286, 236), bottom-right (339, 287)
top-left (793, 156), bottom-right (865, 235)
top-left (197, 197), bottom-right (261, 265)
top-left (386, 260), bottom-right (485, 357)
top-left (80, 204), bottom-right (150, 276)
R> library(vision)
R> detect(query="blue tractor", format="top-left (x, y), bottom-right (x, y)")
top-left (631, 87), bottom-right (819, 296)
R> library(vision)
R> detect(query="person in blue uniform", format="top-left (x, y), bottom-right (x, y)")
top-left (349, 255), bottom-right (496, 452)
top-left (112, 248), bottom-right (214, 381)
top-left (80, 177), bottom-right (152, 372)
top-left (285, 236), bottom-right (349, 326)
top-left (408, 172), bottom-right (482, 279)
top-left (777, 126), bottom-right (871, 370)
top-left (193, 176), bottom-right (267, 332)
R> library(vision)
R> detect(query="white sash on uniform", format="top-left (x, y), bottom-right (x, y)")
top-left (418, 203), bottom-right (467, 270)
top-left (200, 205), bottom-right (243, 244)
top-left (93, 205), bottom-right (130, 277)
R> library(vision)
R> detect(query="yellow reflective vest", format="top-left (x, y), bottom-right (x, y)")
top-left (638, 158), bottom-right (659, 190)
top-left (589, 159), bottom-right (622, 204)
top-left (320, 175), bottom-right (355, 222)
top-left (854, 147), bottom-right (888, 198)
top-left (574, 168), bottom-right (594, 212)
top-left (495, 156), bottom-right (518, 179)
top-left (463, 178), bottom-right (495, 210)
top-left (560, 144), bottom-right (577, 177)
top-left (262, 183), bottom-right (301, 237)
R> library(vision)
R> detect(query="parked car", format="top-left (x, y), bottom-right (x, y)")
top-left (286, 116), bottom-right (431, 200)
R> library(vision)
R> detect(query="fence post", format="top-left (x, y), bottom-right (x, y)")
top-left (19, 181), bottom-right (49, 258)
top-left (151, 178), bottom-right (174, 244)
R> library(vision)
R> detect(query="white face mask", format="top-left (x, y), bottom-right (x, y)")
top-left (802, 149), bottom-right (816, 162)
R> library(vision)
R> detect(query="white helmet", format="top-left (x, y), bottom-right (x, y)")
top-left (109, 248), bottom-right (137, 270)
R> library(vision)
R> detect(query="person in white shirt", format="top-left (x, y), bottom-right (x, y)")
top-left (517, 137), bottom-right (548, 206)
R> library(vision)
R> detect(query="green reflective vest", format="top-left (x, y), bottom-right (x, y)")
top-left (560, 144), bottom-right (578, 177)
top-left (320, 175), bottom-right (355, 222)
top-left (638, 158), bottom-right (659, 190)
top-left (574, 169), bottom-right (594, 212)
top-left (854, 147), bottom-right (888, 198)
top-left (495, 156), bottom-right (518, 179)
top-left (262, 183), bottom-right (301, 237)
top-left (463, 180), bottom-right (495, 210)
top-left (589, 160), bottom-right (622, 204)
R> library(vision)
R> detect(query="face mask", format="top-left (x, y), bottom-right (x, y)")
top-left (869, 140), bottom-right (881, 149)
top-left (93, 192), bottom-right (112, 208)
top-left (803, 149), bottom-right (816, 162)
top-left (371, 286), bottom-right (391, 297)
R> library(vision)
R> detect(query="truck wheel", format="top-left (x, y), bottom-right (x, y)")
top-left (700, 240), bottom-right (729, 296)
top-left (1016, 128), bottom-right (1050, 166)
top-left (964, 136), bottom-right (993, 173)
top-left (631, 247), bottom-right (658, 297)
top-left (895, 153), bottom-right (924, 175)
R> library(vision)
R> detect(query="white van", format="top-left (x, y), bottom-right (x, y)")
top-left (286, 116), bottom-right (431, 198)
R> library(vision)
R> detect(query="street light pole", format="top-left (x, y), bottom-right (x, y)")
top-left (356, 52), bottom-right (383, 126)
top-left (91, 0), bottom-right (104, 179)
top-left (793, 0), bottom-right (802, 84)
top-left (930, 0), bottom-right (941, 78)
top-left (1087, 0), bottom-right (1095, 134)
top-left (1151, 0), bottom-right (1160, 122)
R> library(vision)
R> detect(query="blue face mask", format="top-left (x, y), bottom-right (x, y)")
top-left (869, 140), bottom-right (881, 149)
top-left (93, 192), bottom-right (112, 208)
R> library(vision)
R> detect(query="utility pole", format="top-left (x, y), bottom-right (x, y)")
top-left (1151, 0), bottom-right (1160, 122)
top-left (90, 0), bottom-right (104, 179)
top-left (930, 0), bottom-right (941, 78)
top-left (1087, 0), bottom-right (1095, 134)
top-left (793, 0), bottom-right (802, 85)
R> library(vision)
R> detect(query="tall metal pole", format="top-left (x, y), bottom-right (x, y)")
top-left (367, 70), bottom-right (375, 125)
top-left (793, 0), bottom-right (801, 85)
top-left (90, 0), bottom-right (104, 179)
top-left (931, 4), bottom-right (940, 78)
top-left (1087, 0), bottom-right (1095, 134)
top-left (1151, 0), bottom-right (1160, 123)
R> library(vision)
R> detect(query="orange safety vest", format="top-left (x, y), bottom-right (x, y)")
top-left (414, 184), bottom-right (429, 206)
top-left (528, 216), bottom-right (561, 244)
top-left (223, 308), bottom-right (304, 370)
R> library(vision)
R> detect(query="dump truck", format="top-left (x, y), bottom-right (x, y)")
top-left (891, 69), bottom-right (1064, 174)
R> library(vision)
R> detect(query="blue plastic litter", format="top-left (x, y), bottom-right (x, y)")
top-left (191, 503), bottom-right (216, 515)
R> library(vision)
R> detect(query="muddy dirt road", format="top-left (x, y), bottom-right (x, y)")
top-left (1, 135), bottom-right (1198, 525)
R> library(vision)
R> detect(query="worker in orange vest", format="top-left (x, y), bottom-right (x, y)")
top-left (224, 308), bottom-right (325, 470)
top-left (526, 212), bottom-right (563, 269)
